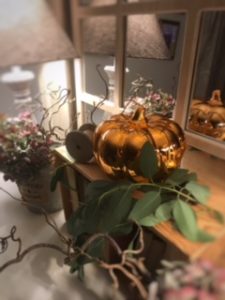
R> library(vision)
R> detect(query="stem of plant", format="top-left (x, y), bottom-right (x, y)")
top-left (98, 182), bottom-right (195, 204)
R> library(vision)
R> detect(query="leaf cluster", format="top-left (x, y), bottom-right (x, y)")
top-left (63, 142), bottom-right (223, 275)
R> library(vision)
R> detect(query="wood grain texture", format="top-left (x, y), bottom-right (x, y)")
top-left (153, 147), bottom-right (225, 264)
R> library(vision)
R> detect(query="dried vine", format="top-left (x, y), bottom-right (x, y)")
top-left (90, 64), bottom-right (109, 125)
top-left (15, 83), bottom-right (77, 141)
top-left (0, 188), bottom-right (150, 299)
top-left (0, 226), bottom-right (68, 272)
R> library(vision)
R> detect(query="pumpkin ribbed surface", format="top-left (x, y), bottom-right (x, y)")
top-left (94, 107), bottom-right (186, 182)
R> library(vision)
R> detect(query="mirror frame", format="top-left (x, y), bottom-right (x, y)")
top-left (174, 1), bottom-right (225, 160)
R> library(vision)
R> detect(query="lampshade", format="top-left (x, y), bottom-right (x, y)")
top-left (83, 6), bottom-right (169, 59)
top-left (126, 14), bottom-right (169, 59)
top-left (0, 0), bottom-right (77, 68)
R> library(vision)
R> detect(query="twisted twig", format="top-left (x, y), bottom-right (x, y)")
top-left (0, 241), bottom-right (68, 272)
top-left (90, 64), bottom-right (109, 125)
top-left (0, 187), bottom-right (68, 244)
top-left (72, 226), bottom-right (149, 299)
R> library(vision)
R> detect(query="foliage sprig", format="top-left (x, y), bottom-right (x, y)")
top-left (52, 142), bottom-right (223, 290)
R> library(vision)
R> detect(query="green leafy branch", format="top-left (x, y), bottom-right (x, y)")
top-left (50, 163), bottom-right (77, 192)
top-left (67, 142), bottom-right (224, 250)
top-left (55, 142), bottom-right (224, 298)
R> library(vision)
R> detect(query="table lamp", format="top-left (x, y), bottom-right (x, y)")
top-left (0, 0), bottom-right (77, 104)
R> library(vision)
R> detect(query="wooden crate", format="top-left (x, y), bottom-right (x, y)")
top-left (54, 146), bottom-right (225, 270)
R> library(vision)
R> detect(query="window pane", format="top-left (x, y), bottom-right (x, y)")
top-left (83, 16), bottom-right (116, 56)
top-left (82, 16), bottom-right (116, 101)
top-left (124, 13), bottom-right (186, 118)
top-left (83, 102), bottom-right (108, 124)
top-left (84, 54), bottom-right (115, 100)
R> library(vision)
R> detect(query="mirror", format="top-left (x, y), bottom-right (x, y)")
top-left (186, 11), bottom-right (225, 143)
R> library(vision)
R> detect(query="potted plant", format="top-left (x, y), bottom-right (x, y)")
top-left (125, 76), bottom-right (176, 118)
top-left (124, 76), bottom-right (176, 118)
top-left (0, 111), bottom-right (62, 213)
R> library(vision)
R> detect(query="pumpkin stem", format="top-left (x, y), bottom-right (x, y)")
top-left (132, 107), bottom-right (146, 121)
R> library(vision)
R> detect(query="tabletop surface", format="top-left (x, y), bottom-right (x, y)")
top-left (0, 174), bottom-right (125, 300)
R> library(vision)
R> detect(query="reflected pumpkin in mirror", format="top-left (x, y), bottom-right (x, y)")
top-left (189, 90), bottom-right (225, 142)
top-left (94, 107), bottom-right (186, 182)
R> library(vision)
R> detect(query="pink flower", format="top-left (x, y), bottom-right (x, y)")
top-left (179, 286), bottom-right (198, 299)
top-left (213, 269), bottom-right (225, 292)
top-left (197, 260), bottom-right (214, 272)
top-left (164, 289), bottom-right (181, 300)
top-left (164, 287), bottom-right (198, 300)
top-left (197, 290), bottom-right (217, 300)
top-left (21, 130), bottom-right (32, 137)
top-left (18, 111), bottom-right (32, 120)
top-left (185, 264), bottom-right (205, 279)
top-left (180, 273), bottom-right (195, 284)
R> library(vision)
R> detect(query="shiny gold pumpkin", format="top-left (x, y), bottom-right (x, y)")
top-left (94, 107), bottom-right (186, 182)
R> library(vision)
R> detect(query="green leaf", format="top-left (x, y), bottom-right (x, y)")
top-left (110, 222), bottom-right (133, 236)
top-left (85, 180), bottom-right (118, 202)
top-left (69, 250), bottom-right (91, 274)
top-left (165, 169), bottom-right (197, 186)
top-left (129, 191), bottom-right (161, 221)
top-left (50, 165), bottom-right (65, 191)
top-left (98, 186), bottom-right (135, 232)
top-left (67, 205), bottom-right (88, 237)
top-left (112, 186), bottom-right (136, 223)
top-left (196, 230), bottom-right (215, 242)
top-left (69, 257), bottom-right (84, 274)
top-left (69, 238), bottom-right (105, 274)
top-left (185, 181), bottom-right (210, 204)
top-left (173, 200), bottom-right (198, 241)
top-left (139, 214), bottom-right (162, 227)
top-left (68, 183), bottom-right (135, 238)
top-left (160, 192), bottom-right (178, 203)
top-left (84, 198), bottom-right (103, 233)
top-left (67, 197), bottom-right (103, 237)
top-left (211, 210), bottom-right (224, 224)
top-left (139, 142), bottom-right (159, 180)
top-left (155, 200), bottom-right (176, 222)
top-left (86, 238), bottom-right (105, 260)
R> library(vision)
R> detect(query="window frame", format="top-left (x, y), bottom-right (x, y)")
top-left (70, 0), bottom-right (225, 160)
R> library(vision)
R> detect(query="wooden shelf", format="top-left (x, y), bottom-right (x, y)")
top-left (54, 146), bottom-right (225, 267)
top-left (155, 148), bottom-right (225, 264)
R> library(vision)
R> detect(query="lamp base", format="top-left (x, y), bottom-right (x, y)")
top-left (0, 66), bottom-right (35, 104)
top-left (104, 64), bottom-right (129, 100)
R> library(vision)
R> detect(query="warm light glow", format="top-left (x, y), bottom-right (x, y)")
top-left (39, 60), bottom-right (70, 135)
